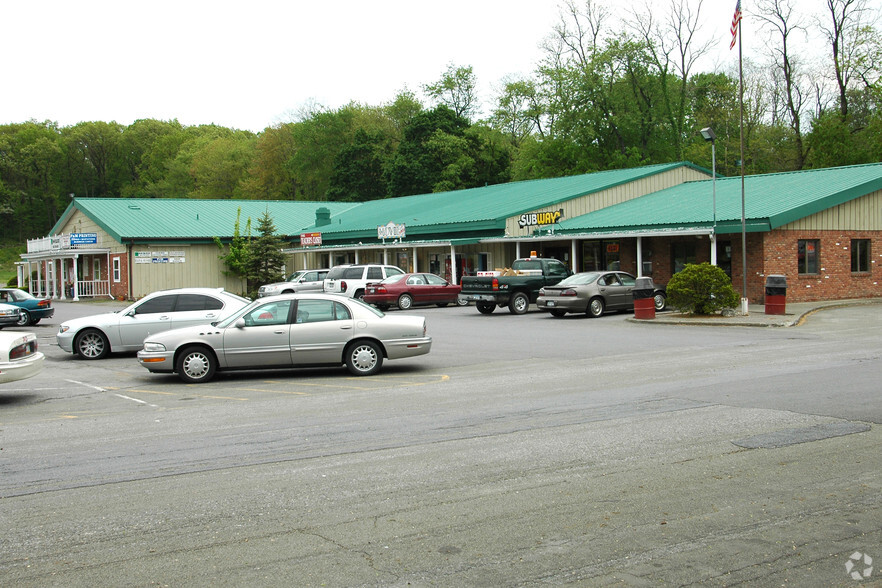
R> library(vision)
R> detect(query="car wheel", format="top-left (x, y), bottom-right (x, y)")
top-left (16, 310), bottom-right (31, 326)
top-left (509, 292), bottom-right (530, 315)
top-left (176, 346), bottom-right (217, 383)
top-left (654, 292), bottom-right (667, 311)
top-left (550, 309), bottom-right (567, 317)
top-left (456, 297), bottom-right (469, 306)
top-left (398, 293), bottom-right (414, 310)
top-left (75, 329), bottom-right (110, 359)
top-left (476, 302), bottom-right (495, 314)
top-left (354, 289), bottom-right (365, 301)
top-left (587, 297), bottom-right (605, 318)
top-left (31, 318), bottom-right (41, 325)
top-left (345, 340), bottom-right (383, 376)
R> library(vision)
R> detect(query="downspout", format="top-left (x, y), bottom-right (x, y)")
top-left (127, 239), bottom-right (134, 300)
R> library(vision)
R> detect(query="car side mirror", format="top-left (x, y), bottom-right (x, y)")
top-left (235, 318), bottom-right (246, 329)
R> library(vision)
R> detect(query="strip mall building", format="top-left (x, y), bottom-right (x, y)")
top-left (20, 161), bottom-right (882, 304)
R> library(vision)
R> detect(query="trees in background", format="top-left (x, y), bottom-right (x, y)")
top-left (1, 0), bottom-right (879, 244)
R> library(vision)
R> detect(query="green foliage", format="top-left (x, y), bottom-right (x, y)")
top-left (247, 210), bottom-right (287, 296)
top-left (666, 263), bottom-right (740, 315)
top-left (214, 208), bottom-right (252, 283)
top-left (214, 209), bottom-right (286, 298)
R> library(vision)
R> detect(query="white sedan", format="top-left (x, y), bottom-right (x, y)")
top-left (0, 331), bottom-right (44, 384)
top-left (138, 293), bottom-right (432, 383)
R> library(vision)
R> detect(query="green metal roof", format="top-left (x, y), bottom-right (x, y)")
top-left (52, 199), bottom-right (361, 242)
top-left (558, 163), bottom-right (882, 235)
top-left (306, 162), bottom-right (707, 241)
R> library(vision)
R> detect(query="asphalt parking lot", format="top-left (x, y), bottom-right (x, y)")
top-left (2, 299), bottom-right (881, 586)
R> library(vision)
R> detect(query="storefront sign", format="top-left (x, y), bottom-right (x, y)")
top-left (518, 209), bottom-right (563, 228)
top-left (134, 250), bottom-right (186, 264)
top-left (300, 232), bottom-right (322, 246)
top-left (378, 222), bottom-right (406, 240)
top-left (70, 232), bottom-right (98, 245)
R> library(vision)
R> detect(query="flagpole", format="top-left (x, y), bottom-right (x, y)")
top-left (738, 6), bottom-right (748, 315)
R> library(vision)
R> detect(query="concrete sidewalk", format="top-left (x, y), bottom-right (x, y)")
top-left (632, 297), bottom-right (882, 327)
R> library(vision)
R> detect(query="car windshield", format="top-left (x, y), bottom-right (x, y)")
top-left (380, 274), bottom-right (407, 284)
top-left (325, 265), bottom-right (352, 280)
top-left (557, 272), bottom-right (601, 286)
top-left (287, 271), bottom-right (306, 281)
top-left (5, 289), bottom-right (36, 302)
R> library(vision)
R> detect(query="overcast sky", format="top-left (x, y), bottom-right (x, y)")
top-left (3, 0), bottom-right (757, 133)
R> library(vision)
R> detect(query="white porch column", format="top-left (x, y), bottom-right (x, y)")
top-left (36, 262), bottom-right (43, 297)
top-left (637, 236), bottom-right (644, 277)
top-left (412, 247), bottom-right (418, 272)
top-left (571, 239), bottom-right (578, 272)
top-left (515, 241), bottom-right (521, 259)
top-left (59, 257), bottom-right (67, 300)
top-left (72, 254), bottom-right (80, 301)
top-left (382, 249), bottom-right (388, 265)
top-left (355, 249), bottom-right (360, 264)
top-left (449, 244), bottom-right (458, 285)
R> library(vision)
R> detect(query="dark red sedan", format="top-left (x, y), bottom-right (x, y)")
top-left (364, 273), bottom-right (468, 311)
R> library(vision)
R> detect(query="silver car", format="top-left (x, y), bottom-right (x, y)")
top-left (258, 269), bottom-right (330, 298)
top-left (0, 331), bottom-right (44, 384)
top-left (537, 271), bottom-right (666, 317)
top-left (0, 302), bottom-right (22, 329)
top-left (57, 288), bottom-right (250, 359)
top-left (137, 293), bottom-right (432, 383)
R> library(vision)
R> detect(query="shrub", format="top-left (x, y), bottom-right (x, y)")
top-left (666, 262), bottom-right (739, 315)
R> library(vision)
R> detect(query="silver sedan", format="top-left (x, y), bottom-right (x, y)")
top-left (137, 293), bottom-right (432, 383)
top-left (537, 271), bottom-right (666, 318)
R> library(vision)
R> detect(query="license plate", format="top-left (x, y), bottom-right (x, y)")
top-left (547, 300), bottom-right (556, 307)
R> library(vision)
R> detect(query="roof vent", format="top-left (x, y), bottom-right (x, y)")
top-left (315, 207), bottom-right (331, 227)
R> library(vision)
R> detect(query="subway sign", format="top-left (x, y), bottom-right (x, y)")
top-left (518, 209), bottom-right (563, 228)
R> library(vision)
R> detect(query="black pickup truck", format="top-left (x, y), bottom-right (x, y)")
top-left (458, 257), bottom-right (572, 314)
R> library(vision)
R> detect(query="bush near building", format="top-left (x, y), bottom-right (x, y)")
top-left (666, 263), bottom-right (740, 315)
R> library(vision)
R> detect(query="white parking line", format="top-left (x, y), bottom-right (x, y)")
top-left (66, 379), bottom-right (159, 408)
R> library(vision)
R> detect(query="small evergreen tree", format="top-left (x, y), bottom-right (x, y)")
top-left (214, 207), bottom-right (252, 296)
top-left (247, 210), bottom-right (286, 296)
top-left (666, 262), bottom-right (739, 315)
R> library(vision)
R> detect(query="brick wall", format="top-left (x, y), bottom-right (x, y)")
top-left (762, 230), bottom-right (882, 302)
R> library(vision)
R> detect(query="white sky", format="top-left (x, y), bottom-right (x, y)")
top-left (3, 1), bottom-right (770, 133)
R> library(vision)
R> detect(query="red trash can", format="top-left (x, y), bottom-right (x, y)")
top-left (633, 277), bottom-right (656, 320)
top-left (764, 274), bottom-right (787, 315)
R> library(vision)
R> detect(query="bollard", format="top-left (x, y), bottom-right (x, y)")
top-left (633, 276), bottom-right (656, 320)
top-left (764, 274), bottom-right (787, 315)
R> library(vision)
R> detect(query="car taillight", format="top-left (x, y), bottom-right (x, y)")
top-left (539, 288), bottom-right (546, 296)
top-left (38, 299), bottom-right (50, 308)
top-left (340, 280), bottom-right (347, 292)
top-left (377, 286), bottom-right (387, 294)
top-left (561, 289), bottom-right (577, 297)
top-left (10, 340), bottom-right (36, 360)
top-left (492, 278), bottom-right (499, 291)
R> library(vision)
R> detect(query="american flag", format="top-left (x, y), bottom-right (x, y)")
top-left (730, 0), bottom-right (742, 50)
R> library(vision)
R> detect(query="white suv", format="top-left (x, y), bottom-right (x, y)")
top-left (258, 268), bottom-right (330, 298)
top-left (323, 264), bottom-right (405, 300)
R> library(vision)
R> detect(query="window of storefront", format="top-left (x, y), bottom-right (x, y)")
top-left (113, 257), bottom-right (122, 282)
top-left (671, 242), bottom-right (696, 273)
top-left (93, 258), bottom-right (101, 280)
top-left (582, 241), bottom-right (620, 271)
top-left (798, 239), bottom-right (820, 274)
top-left (851, 239), bottom-right (870, 273)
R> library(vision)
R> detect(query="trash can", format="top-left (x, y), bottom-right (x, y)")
top-left (633, 276), bottom-right (656, 320)
top-left (764, 274), bottom-right (787, 315)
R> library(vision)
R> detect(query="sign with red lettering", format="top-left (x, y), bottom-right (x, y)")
top-left (300, 232), bottom-right (322, 246)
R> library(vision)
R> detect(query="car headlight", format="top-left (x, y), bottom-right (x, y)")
top-left (58, 325), bottom-right (70, 334)
top-left (142, 342), bottom-right (167, 352)
top-left (0, 309), bottom-right (16, 317)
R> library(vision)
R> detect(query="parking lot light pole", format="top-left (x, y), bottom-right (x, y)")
top-left (700, 127), bottom-right (717, 266)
